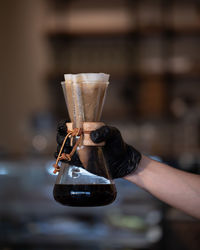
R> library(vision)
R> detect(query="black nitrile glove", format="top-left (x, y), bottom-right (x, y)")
top-left (55, 120), bottom-right (141, 179)
top-left (55, 120), bottom-right (82, 167)
top-left (90, 126), bottom-right (141, 178)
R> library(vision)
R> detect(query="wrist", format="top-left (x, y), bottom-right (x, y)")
top-left (111, 145), bottom-right (141, 179)
top-left (119, 145), bottom-right (142, 178)
top-left (124, 154), bottom-right (151, 188)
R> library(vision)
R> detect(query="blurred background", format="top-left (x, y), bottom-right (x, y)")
top-left (0, 0), bottom-right (200, 249)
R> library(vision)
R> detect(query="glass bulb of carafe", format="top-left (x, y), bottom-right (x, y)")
top-left (53, 146), bottom-right (117, 206)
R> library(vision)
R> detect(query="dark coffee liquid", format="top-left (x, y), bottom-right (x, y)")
top-left (53, 184), bottom-right (117, 207)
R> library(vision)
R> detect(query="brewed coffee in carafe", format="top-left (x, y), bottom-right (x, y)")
top-left (53, 73), bottom-right (117, 206)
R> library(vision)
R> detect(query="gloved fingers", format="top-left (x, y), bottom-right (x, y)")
top-left (56, 119), bottom-right (71, 146)
top-left (57, 119), bottom-right (68, 136)
top-left (56, 144), bottom-right (72, 155)
top-left (55, 120), bottom-right (83, 166)
top-left (90, 125), bottom-right (121, 144)
top-left (56, 133), bottom-right (71, 146)
top-left (55, 144), bottom-right (74, 161)
top-left (54, 144), bottom-right (82, 166)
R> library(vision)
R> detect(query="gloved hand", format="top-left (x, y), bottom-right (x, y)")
top-left (90, 126), bottom-right (141, 178)
top-left (55, 120), bottom-right (142, 179)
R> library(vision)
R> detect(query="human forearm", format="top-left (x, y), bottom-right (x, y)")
top-left (125, 155), bottom-right (200, 219)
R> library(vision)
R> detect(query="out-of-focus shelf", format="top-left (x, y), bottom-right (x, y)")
top-left (0, 232), bottom-right (161, 249)
top-left (46, 28), bottom-right (200, 38)
top-left (45, 26), bottom-right (200, 38)
top-left (45, 69), bottom-right (200, 81)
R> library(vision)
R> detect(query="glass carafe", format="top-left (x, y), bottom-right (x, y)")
top-left (53, 73), bottom-right (117, 206)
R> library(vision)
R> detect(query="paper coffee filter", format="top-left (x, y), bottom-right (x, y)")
top-left (63, 73), bottom-right (109, 125)
top-left (64, 73), bottom-right (110, 83)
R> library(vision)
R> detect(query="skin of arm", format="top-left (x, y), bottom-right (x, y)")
top-left (124, 155), bottom-right (200, 219)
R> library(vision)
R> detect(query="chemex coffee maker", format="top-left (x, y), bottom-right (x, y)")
top-left (53, 73), bottom-right (117, 206)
